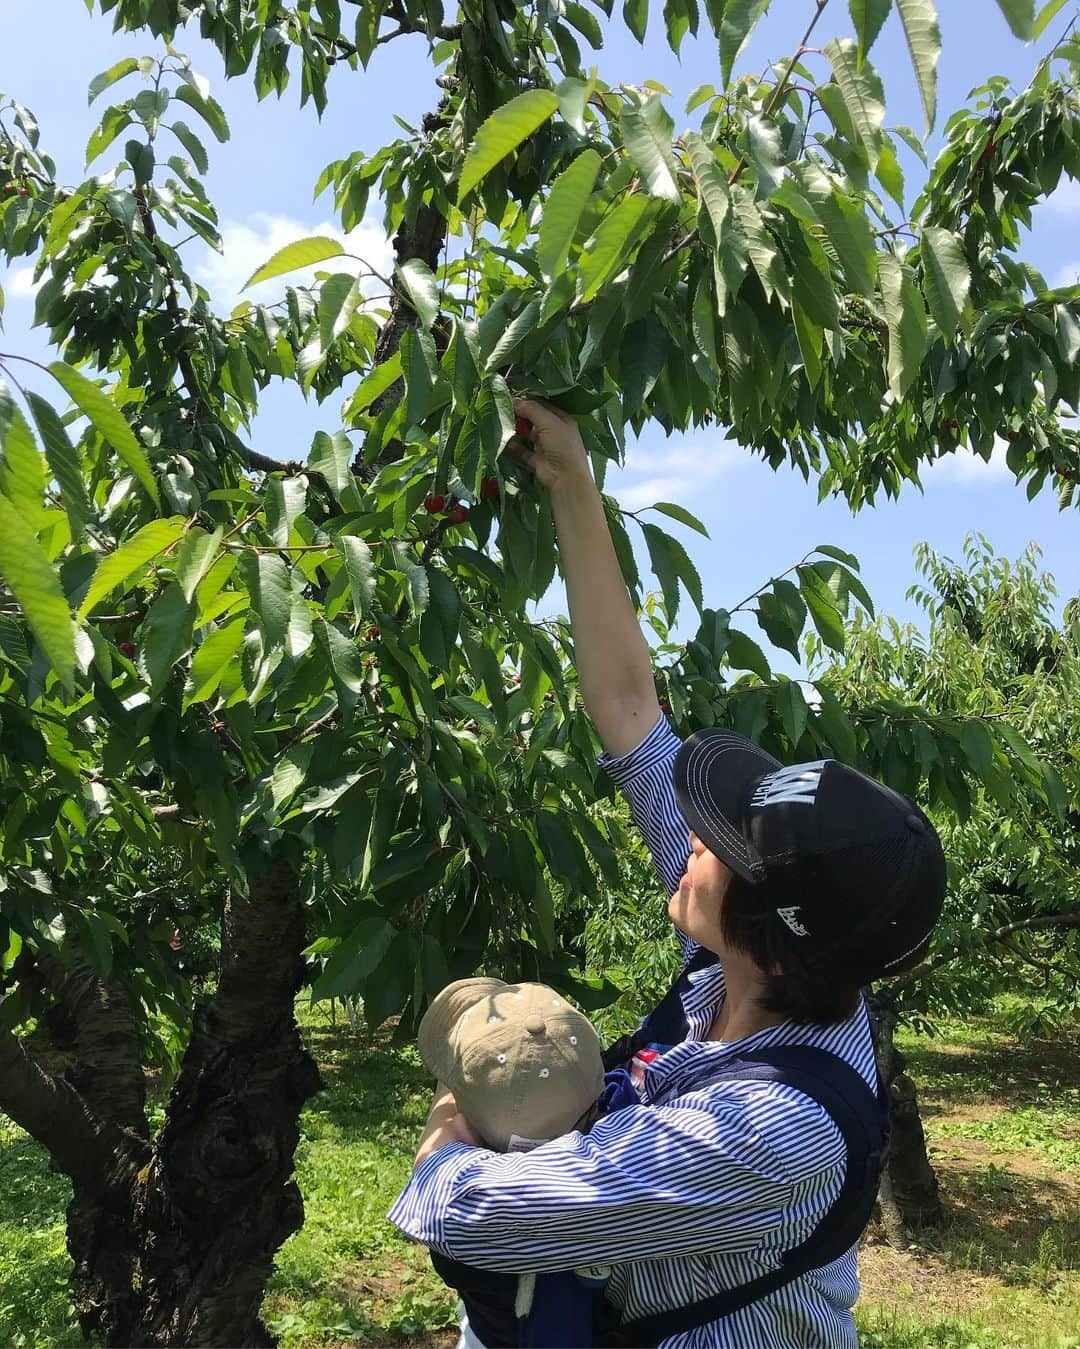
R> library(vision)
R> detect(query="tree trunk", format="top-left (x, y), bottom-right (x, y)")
top-left (0, 854), bottom-right (322, 1347)
top-left (865, 987), bottom-right (943, 1233)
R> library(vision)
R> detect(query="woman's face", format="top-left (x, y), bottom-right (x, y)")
top-left (668, 830), bottom-right (733, 949)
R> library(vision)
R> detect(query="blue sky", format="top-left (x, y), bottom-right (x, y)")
top-left (2, 0), bottom-right (1077, 663)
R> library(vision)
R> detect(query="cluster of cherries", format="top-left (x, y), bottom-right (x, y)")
top-left (422, 415), bottom-right (534, 524)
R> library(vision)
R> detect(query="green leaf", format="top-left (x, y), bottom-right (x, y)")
top-left (88, 57), bottom-right (140, 105)
top-left (798, 566), bottom-right (846, 652)
top-left (895, 0), bottom-right (941, 133)
top-left (336, 534), bottom-right (375, 621)
top-left (314, 616), bottom-right (365, 696)
top-left (184, 616), bottom-right (246, 708)
top-left (237, 550), bottom-right (291, 652)
top-left (919, 225), bottom-right (971, 337)
top-left (265, 477), bottom-right (307, 547)
top-left (0, 399), bottom-right (45, 527)
top-left (397, 258), bottom-right (440, 330)
top-left (756, 578), bottom-right (807, 660)
top-left (726, 629), bottom-right (771, 680)
top-left (815, 544), bottom-right (860, 568)
top-left (642, 523), bottom-right (702, 623)
top-left (48, 362), bottom-right (159, 507)
top-left (536, 811), bottom-right (587, 893)
top-left (172, 81), bottom-right (229, 143)
top-left (484, 299), bottom-right (542, 374)
top-left (746, 114), bottom-right (785, 198)
top-left (776, 680), bottom-right (809, 748)
top-left (577, 195), bottom-right (653, 303)
top-left (419, 569), bottom-right (462, 669)
top-left (620, 97), bottom-right (680, 201)
top-left (348, 353), bottom-right (402, 416)
top-left (959, 718), bottom-right (995, 780)
top-left (312, 917), bottom-right (393, 1000)
top-left (815, 687), bottom-right (858, 762)
top-left (78, 517), bottom-right (188, 619)
top-left (802, 164), bottom-right (877, 297)
top-left (720, 0), bottom-right (769, 85)
top-left (825, 38), bottom-right (885, 170)
top-left (1035, 0), bottom-right (1069, 38)
top-left (623, 0), bottom-right (649, 42)
top-left (174, 525), bottom-right (222, 602)
top-left (137, 581), bottom-right (194, 693)
top-left (555, 77), bottom-right (591, 135)
top-left (685, 131), bottom-right (731, 241)
top-left (993, 0), bottom-right (1035, 38)
top-left (537, 149), bottom-right (601, 280)
top-left (243, 236), bottom-right (343, 290)
top-left (457, 90), bottom-right (559, 203)
top-left (0, 495), bottom-right (75, 691)
top-left (849, 0), bottom-right (892, 61)
top-left (878, 252), bottom-right (928, 397)
top-left (26, 392), bottom-right (88, 538)
top-left (319, 272), bottom-right (362, 350)
top-left (170, 120), bottom-right (209, 175)
top-left (308, 429), bottom-right (354, 500)
top-left (648, 502), bottom-right (710, 537)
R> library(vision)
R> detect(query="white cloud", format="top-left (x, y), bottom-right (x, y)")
top-left (191, 210), bottom-right (395, 312)
top-left (6, 265), bottom-right (41, 298)
top-left (613, 434), bottom-right (741, 511)
top-left (1043, 176), bottom-right (1080, 216)
top-left (924, 437), bottom-right (1012, 484)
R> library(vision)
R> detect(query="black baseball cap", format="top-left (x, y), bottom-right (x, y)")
top-left (673, 729), bottom-right (946, 982)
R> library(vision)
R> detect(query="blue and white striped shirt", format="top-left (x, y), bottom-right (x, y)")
top-left (389, 717), bottom-right (875, 1346)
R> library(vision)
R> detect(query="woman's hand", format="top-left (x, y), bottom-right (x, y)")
top-left (413, 1082), bottom-right (484, 1169)
top-left (511, 396), bottom-right (591, 495)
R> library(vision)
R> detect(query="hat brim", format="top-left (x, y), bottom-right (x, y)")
top-left (417, 977), bottom-right (507, 1083)
top-left (673, 730), bottom-right (781, 882)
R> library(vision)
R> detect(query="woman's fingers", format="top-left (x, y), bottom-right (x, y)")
top-left (512, 394), bottom-right (572, 430)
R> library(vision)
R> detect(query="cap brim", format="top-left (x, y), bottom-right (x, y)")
top-left (417, 977), bottom-right (507, 1083)
top-left (673, 730), bottom-right (781, 881)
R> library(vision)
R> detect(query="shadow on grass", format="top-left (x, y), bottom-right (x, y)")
top-left (898, 1026), bottom-right (1080, 1116)
top-left (923, 1163), bottom-right (1080, 1287)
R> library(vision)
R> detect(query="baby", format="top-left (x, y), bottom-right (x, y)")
top-left (416, 977), bottom-right (634, 1349)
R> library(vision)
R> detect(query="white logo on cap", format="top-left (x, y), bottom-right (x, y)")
top-left (750, 761), bottom-right (827, 808)
top-left (776, 906), bottom-right (810, 937)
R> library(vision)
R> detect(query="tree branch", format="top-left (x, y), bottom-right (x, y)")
top-left (0, 1019), bottom-right (148, 1195)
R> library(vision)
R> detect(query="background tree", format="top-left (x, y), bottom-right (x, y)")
top-left (1, 0), bottom-right (1078, 1343)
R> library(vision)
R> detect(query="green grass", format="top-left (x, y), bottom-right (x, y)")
top-left (0, 1003), bottom-right (1076, 1347)
top-left (0, 1116), bottom-right (80, 1349)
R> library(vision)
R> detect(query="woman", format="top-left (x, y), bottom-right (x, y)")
top-left (388, 398), bottom-right (946, 1347)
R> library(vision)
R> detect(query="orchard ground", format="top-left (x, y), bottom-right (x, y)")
top-left (2, 1000), bottom-right (1077, 1349)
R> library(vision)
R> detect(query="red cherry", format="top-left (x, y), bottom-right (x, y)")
top-left (982, 140), bottom-right (996, 161)
top-left (1006, 431), bottom-right (1021, 442)
top-left (946, 418), bottom-right (961, 430)
top-left (659, 700), bottom-right (672, 715)
top-left (479, 475), bottom-right (500, 501)
top-left (120, 642), bottom-right (136, 658)
top-left (424, 493), bottom-right (446, 515)
top-left (17, 187), bottom-right (29, 197)
top-left (446, 504), bottom-right (469, 525)
top-left (367, 625), bottom-right (380, 639)
top-left (514, 415), bottom-right (534, 439)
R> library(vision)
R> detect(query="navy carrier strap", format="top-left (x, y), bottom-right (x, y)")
top-left (597, 1044), bottom-right (889, 1346)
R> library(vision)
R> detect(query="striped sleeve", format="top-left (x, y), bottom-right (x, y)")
top-left (598, 715), bottom-right (694, 953)
top-left (387, 1084), bottom-right (843, 1275)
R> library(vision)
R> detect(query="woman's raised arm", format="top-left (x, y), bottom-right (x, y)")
top-left (512, 397), bottom-right (659, 758)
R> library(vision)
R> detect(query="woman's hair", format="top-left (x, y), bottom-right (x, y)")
top-left (719, 872), bottom-right (861, 1025)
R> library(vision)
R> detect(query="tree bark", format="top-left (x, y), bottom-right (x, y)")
top-left (865, 987), bottom-right (943, 1234)
top-left (127, 855), bottom-right (323, 1346)
top-left (0, 854), bottom-right (322, 1347)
